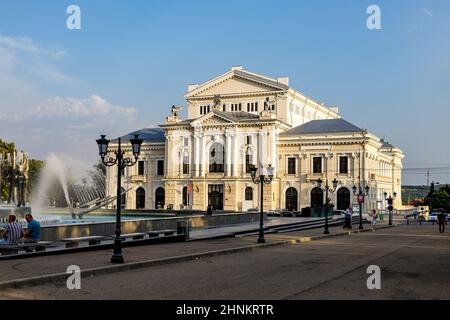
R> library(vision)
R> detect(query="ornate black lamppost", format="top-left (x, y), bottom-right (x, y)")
top-left (316, 178), bottom-right (338, 234)
top-left (384, 192), bottom-right (397, 226)
top-left (250, 164), bottom-right (274, 244)
top-left (352, 184), bottom-right (370, 230)
top-left (96, 134), bottom-right (143, 263)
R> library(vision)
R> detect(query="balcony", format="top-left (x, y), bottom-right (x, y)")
top-left (130, 175), bottom-right (147, 183)
top-left (306, 173), bottom-right (324, 181)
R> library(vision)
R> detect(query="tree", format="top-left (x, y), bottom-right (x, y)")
top-left (27, 159), bottom-right (44, 198)
top-left (430, 191), bottom-right (450, 212)
top-left (0, 139), bottom-right (16, 201)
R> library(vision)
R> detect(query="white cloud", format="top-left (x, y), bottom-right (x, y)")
top-left (0, 35), bottom-right (146, 170)
top-left (19, 95), bottom-right (137, 120)
top-left (0, 35), bottom-right (66, 57)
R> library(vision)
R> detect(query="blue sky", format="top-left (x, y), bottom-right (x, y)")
top-left (0, 0), bottom-right (449, 184)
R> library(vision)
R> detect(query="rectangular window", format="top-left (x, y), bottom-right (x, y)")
top-left (157, 160), bottom-right (164, 176)
top-left (138, 161), bottom-right (145, 175)
top-left (339, 156), bottom-right (349, 174)
top-left (223, 104), bottom-right (226, 112)
top-left (246, 135), bottom-right (252, 145)
top-left (184, 137), bottom-right (189, 147)
top-left (239, 103), bottom-right (242, 111)
top-left (288, 157), bottom-right (296, 175)
top-left (247, 103), bottom-right (250, 112)
top-left (183, 156), bottom-right (189, 174)
top-left (313, 157), bottom-right (322, 174)
top-left (255, 102), bottom-right (258, 112)
top-left (245, 154), bottom-right (252, 173)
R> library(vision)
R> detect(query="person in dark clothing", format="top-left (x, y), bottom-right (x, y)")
top-left (437, 209), bottom-right (446, 233)
top-left (206, 205), bottom-right (213, 216)
top-left (344, 207), bottom-right (353, 229)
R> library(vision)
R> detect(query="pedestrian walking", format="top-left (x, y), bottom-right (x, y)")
top-left (371, 209), bottom-right (378, 230)
top-left (437, 209), bottom-right (446, 233)
top-left (344, 207), bottom-right (353, 229)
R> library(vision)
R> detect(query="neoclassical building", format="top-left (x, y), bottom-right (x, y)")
top-left (105, 66), bottom-right (404, 213)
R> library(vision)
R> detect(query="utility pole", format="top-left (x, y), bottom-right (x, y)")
top-left (427, 169), bottom-right (430, 187)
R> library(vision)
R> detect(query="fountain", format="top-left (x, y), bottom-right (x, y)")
top-left (31, 153), bottom-right (74, 217)
top-left (1, 152), bottom-right (133, 228)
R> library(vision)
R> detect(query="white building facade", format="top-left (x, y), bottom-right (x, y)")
top-left (106, 67), bottom-right (404, 213)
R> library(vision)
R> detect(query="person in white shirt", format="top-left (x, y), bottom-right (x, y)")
top-left (344, 207), bottom-right (353, 229)
top-left (0, 214), bottom-right (24, 245)
top-left (371, 209), bottom-right (378, 230)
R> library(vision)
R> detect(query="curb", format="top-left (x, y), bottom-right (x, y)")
top-left (0, 224), bottom-right (397, 290)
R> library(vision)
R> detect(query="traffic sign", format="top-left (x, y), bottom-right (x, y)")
top-left (358, 195), bottom-right (365, 204)
top-left (187, 184), bottom-right (191, 193)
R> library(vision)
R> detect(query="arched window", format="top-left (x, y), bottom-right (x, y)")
top-left (285, 187), bottom-right (298, 211)
top-left (311, 187), bottom-right (324, 208)
top-left (209, 143), bottom-right (225, 173)
top-left (136, 187), bottom-right (145, 209)
top-left (155, 187), bottom-right (165, 209)
top-left (337, 187), bottom-right (351, 211)
top-left (245, 187), bottom-right (253, 201)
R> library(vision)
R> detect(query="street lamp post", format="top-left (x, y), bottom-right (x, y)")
top-left (384, 192), bottom-right (397, 226)
top-left (316, 178), bottom-right (338, 234)
top-left (353, 184), bottom-right (370, 230)
top-left (96, 134), bottom-right (143, 263)
top-left (250, 164), bottom-right (274, 244)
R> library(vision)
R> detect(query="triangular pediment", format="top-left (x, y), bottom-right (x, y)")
top-left (185, 69), bottom-right (288, 98)
top-left (191, 111), bottom-right (236, 126)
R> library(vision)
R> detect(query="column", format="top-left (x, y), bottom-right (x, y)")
top-left (225, 129), bottom-right (233, 176)
top-left (258, 130), bottom-right (265, 170)
top-left (271, 128), bottom-right (277, 176)
top-left (194, 133), bottom-right (200, 176)
top-left (199, 135), bottom-right (204, 176)
top-left (232, 134), bottom-right (238, 176)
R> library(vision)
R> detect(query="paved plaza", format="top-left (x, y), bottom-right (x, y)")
top-left (1, 223), bottom-right (449, 300)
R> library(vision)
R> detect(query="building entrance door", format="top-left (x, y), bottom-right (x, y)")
top-left (285, 187), bottom-right (298, 211)
top-left (337, 187), bottom-right (351, 210)
top-left (208, 184), bottom-right (224, 210)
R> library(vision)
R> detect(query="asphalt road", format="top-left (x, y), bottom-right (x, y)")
top-left (2, 224), bottom-right (449, 300)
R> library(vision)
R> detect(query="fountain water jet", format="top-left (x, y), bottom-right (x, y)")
top-left (31, 153), bottom-right (74, 216)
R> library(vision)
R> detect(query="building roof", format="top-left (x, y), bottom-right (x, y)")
top-left (380, 138), bottom-right (395, 148)
top-left (119, 127), bottom-right (165, 142)
top-left (282, 119), bottom-right (364, 135)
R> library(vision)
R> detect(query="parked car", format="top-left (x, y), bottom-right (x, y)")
top-left (247, 208), bottom-right (259, 213)
top-left (427, 211), bottom-right (449, 222)
top-left (428, 212), bottom-right (437, 222)
top-left (333, 210), bottom-right (346, 216)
